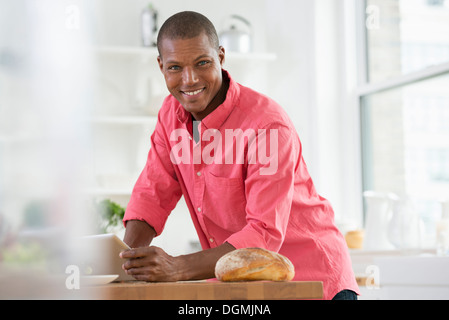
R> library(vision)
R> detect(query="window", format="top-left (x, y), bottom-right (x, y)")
top-left (359, 0), bottom-right (449, 247)
top-left (366, 0), bottom-right (449, 82)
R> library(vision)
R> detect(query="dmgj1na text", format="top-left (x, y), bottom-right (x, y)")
top-left (178, 303), bottom-right (271, 317)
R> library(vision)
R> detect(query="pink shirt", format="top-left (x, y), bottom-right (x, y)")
top-left (124, 70), bottom-right (359, 299)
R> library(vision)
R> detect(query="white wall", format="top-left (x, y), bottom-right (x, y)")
top-left (264, 0), bottom-right (316, 162)
top-left (264, 0), bottom-right (363, 227)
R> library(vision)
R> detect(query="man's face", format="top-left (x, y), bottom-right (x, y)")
top-left (157, 32), bottom-right (225, 120)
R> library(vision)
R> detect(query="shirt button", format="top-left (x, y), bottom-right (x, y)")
top-left (197, 207), bottom-right (202, 212)
top-left (209, 238), bottom-right (214, 243)
top-left (197, 171), bottom-right (201, 177)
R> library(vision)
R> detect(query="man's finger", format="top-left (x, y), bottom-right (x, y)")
top-left (119, 249), bottom-right (135, 259)
top-left (124, 266), bottom-right (153, 276)
top-left (122, 256), bottom-right (149, 270)
top-left (119, 247), bottom-right (148, 259)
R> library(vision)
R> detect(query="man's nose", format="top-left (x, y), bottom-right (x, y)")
top-left (182, 66), bottom-right (199, 85)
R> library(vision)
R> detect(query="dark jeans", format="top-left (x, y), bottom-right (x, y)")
top-left (332, 290), bottom-right (358, 300)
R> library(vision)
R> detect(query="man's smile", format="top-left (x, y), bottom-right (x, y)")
top-left (181, 87), bottom-right (206, 97)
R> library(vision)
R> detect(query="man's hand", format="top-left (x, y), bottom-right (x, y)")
top-left (120, 246), bottom-right (181, 282)
top-left (120, 242), bottom-right (235, 282)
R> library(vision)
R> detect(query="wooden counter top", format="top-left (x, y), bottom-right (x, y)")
top-left (83, 280), bottom-right (323, 300)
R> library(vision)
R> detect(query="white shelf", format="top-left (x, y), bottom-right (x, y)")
top-left (90, 115), bottom-right (157, 125)
top-left (93, 45), bottom-right (277, 62)
top-left (84, 188), bottom-right (133, 197)
top-left (225, 51), bottom-right (277, 61)
top-left (94, 45), bottom-right (159, 56)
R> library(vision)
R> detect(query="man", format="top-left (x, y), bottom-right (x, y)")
top-left (120, 11), bottom-right (359, 300)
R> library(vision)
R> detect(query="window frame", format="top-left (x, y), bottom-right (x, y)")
top-left (354, 0), bottom-right (449, 225)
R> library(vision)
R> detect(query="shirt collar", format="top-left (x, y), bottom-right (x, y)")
top-left (175, 69), bottom-right (240, 130)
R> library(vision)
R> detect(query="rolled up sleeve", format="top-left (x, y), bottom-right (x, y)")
top-left (225, 124), bottom-right (298, 252)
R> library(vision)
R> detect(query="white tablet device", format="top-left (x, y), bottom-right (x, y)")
top-left (75, 233), bottom-right (135, 281)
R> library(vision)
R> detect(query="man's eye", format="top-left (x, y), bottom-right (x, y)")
top-left (198, 60), bottom-right (210, 66)
top-left (168, 65), bottom-right (180, 71)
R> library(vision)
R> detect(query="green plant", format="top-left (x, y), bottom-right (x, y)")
top-left (95, 199), bottom-right (125, 233)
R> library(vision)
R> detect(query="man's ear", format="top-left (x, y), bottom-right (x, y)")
top-left (218, 46), bottom-right (225, 67)
top-left (157, 55), bottom-right (164, 73)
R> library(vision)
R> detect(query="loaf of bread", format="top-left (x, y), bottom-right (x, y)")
top-left (215, 248), bottom-right (295, 282)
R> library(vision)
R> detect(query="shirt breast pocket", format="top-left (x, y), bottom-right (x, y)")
top-left (203, 172), bottom-right (247, 232)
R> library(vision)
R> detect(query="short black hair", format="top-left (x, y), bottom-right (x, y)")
top-left (157, 11), bottom-right (220, 57)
